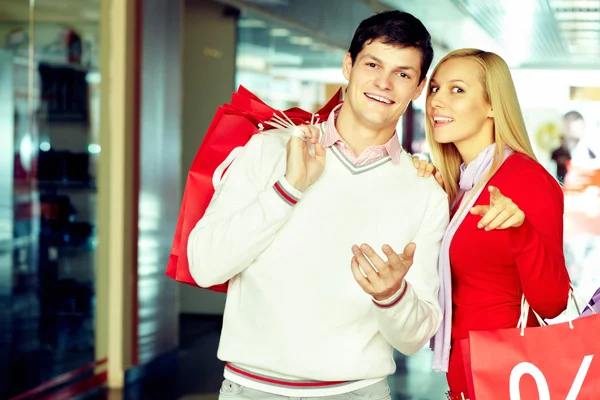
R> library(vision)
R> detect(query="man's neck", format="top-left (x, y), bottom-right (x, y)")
top-left (334, 103), bottom-right (397, 156)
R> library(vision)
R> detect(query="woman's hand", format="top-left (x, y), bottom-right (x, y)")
top-left (470, 186), bottom-right (525, 230)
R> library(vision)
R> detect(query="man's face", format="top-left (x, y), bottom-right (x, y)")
top-left (564, 117), bottom-right (585, 148)
top-left (342, 39), bottom-right (426, 131)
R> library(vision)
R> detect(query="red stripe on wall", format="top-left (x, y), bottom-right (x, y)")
top-left (131, 0), bottom-right (143, 367)
top-left (38, 371), bottom-right (108, 400)
top-left (9, 359), bottom-right (107, 400)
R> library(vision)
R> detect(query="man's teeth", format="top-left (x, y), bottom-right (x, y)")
top-left (366, 94), bottom-right (393, 104)
top-left (434, 117), bottom-right (454, 123)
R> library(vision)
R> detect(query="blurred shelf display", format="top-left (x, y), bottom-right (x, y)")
top-left (0, 21), bottom-right (98, 398)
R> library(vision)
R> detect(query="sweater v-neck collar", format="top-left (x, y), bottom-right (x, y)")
top-left (318, 123), bottom-right (392, 175)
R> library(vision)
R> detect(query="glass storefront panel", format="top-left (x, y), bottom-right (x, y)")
top-left (234, 11), bottom-right (408, 149)
top-left (235, 11), bottom-right (347, 113)
top-left (0, 1), bottom-right (100, 397)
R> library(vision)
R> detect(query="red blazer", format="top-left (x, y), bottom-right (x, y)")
top-left (447, 153), bottom-right (571, 393)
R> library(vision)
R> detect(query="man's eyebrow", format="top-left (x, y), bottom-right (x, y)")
top-left (361, 54), bottom-right (418, 73)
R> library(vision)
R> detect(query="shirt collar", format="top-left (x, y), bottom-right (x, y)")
top-left (321, 103), bottom-right (402, 164)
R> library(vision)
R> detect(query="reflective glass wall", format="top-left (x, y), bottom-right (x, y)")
top-left (235, 11), bottom-right (347, 115)
top-left (0, 1), bottom-right (100, 397)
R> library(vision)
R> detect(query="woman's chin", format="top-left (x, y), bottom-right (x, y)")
top-left (433, 134), bottom-right (455, 145)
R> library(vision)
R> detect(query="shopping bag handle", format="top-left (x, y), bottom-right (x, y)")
top-left (211, 111), bottom-right (323, 190)
top-left (517, 286), bottom-right (581, 336)
top-left (212, 146), bottom-right (244, 189)
top-left (264, 112), bottom-right (320, 141)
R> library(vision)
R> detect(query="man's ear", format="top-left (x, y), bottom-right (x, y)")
top-left (342, 52), bottom-right (353, 81)
top-left (412, 76), bottom-right (427, 101)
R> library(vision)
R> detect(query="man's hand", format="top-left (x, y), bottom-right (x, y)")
top-left (299, 125), bottom-right (320, 145)
top-left (411, 155), bottom-right (445, 190)
top-left (350, 242), bottom-right (416, 301)
top-left (284, 126), bottom-right (326, 192)
top-left (470, 186), bottom-right (525, 230)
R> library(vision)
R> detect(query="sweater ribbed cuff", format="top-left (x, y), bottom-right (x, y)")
top-left (372, 280), bottom-right (408, 308)
top-left (273, 177), bottom-right (303, 206)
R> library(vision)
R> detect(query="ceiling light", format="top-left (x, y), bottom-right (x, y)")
top-left (270, 28), bottom-right (290, 37)
top-left (239, 19), bottom-right (267, 28)
top-left (560, 21), bottom-right (600, 29)
top-left (555, 11), bottom-right (600, 21)
top-left (563, 30), bottom-right (600, 38)
top-left (310, 43), bottom-right (331, 51)
top-left (289, 36), bottom-right (313, 45)
top-left (551, 0), bottom-right (600, 8)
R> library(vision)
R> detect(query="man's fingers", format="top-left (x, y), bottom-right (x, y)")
top-left (383, 242), bottom-right (414, 275)
top-left (296, 125), bottom-right (310, 139)
top-left (288, 135), bottom-right (304, 151)
top-left (402, 242), bottom-right (417, 259)
top-left (307, 125), bottom-right (321, 144)
top-left (351, 256), bottom-right (373, 292)
top-left (298, 125), bottom-right (321, 144)
top-left (287, 137), bottom-right (304, 165)
top-left (351, 245), bottom-right (379, 280)
top-left (359, 244), bottom-right (388, 276)
top-left (313, 142), bottom-right (326, 163)
top-left (470, 205), bottom-right (490, 216)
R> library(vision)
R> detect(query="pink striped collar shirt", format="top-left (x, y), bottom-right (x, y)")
top-left (320, 103), bottom-right (402, 166)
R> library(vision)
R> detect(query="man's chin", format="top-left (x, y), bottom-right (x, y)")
top-left (359, 114), bottom-right (398, 130)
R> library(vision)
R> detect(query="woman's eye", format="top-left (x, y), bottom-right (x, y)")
top-left (367, 63), bottom-right (377, 68)
top-left (452, 87), bottom-right (464, 93)
top-left (431, 87), bottom-right (439, 93)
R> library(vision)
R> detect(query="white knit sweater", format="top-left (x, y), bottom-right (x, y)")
top-left (188, 128), bottom-right (449, 397)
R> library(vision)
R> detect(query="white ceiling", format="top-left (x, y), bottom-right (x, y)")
top-left (2, 0), bottom-right (598, 68)
top-left (457, 0), bottom-right (600, 67)
top-left (384, 0), bottom-right (600, 68)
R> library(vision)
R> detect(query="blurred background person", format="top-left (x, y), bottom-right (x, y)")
top-left (551, 135), bottom-right (571, 183)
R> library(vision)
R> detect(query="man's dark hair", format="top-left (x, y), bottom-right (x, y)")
top-left (348, 10), bottom-right (433, 82)
top-left (563, 110), bottom-right (584, 121)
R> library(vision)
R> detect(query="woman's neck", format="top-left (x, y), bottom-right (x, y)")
top-left (455, 126), bottom-right (495, 166)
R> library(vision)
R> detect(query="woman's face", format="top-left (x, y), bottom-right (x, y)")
top-left (426, 57), bottom-right (494, 148)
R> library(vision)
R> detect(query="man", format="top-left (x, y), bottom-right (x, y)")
top-left (561, 111), bottom-right (600, 300)
top-left (551, 136), bottom-right (571, 183)
top-left (187, 10), bottom-right (448, 399)
top-left (563, 110), bottom-right (585, 152)
top-left (564, 110), bottom-right (599, 169)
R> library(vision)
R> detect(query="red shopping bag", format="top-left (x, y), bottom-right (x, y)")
top-left (462, 313), bottom-right (600, 400)
top-left (166, 86), bottom-right (343, 292)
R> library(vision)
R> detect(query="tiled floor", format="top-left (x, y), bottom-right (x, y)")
top-left (98, 315), bottom-right (449, 400)
top-left (1, 244), bottom-right (96, 399)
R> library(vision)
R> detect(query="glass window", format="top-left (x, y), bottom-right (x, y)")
top-left (236, 12), bottom-right (347, 113)
top-left (0, 1), bottom-right (100, 397)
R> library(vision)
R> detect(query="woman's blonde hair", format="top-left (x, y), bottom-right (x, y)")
top-left (425, 49), bottom-right (537, 205)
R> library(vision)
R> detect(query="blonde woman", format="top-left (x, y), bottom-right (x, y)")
top-left (426, 49), bottom-right (571, 399)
